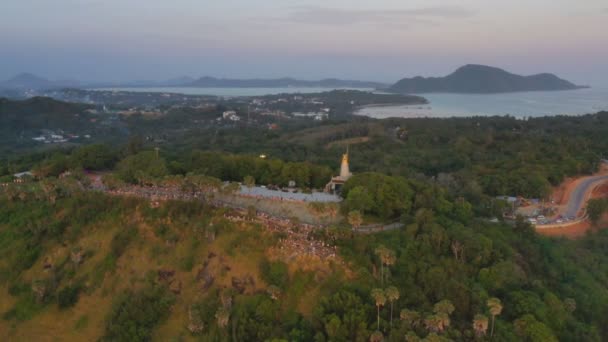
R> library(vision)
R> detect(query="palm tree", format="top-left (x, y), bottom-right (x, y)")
top-left (487, 297), bottom-right (503, 337)
top-left (385, 286), bottom-right (400, 327)
top-left (405, 331), bottom-right (421, 342)
top-left (383, 249), bottom-right (396, 284)
top-left (374, 246), bottom-right (396, 285)
top-left (215, 307), bottom-right (230, 329)
top-left (432, 299), bottom-right (455, 333)
top-left (472, 314), bottom-right (489, 338)
top-left (370, 330), bottom-right (384, 342)
top-left (424, 314), bottom-right (444, 333)
top-left (400, 308), bottom-right (421, 328)
top-left (348, 210), bottom-right (363, 230)
top-left (433, 299), bottom-right (455, 316)
top-left (371, 288), bottom-right (386, 330)
top-left (374, 246), bottom-right (387, 285)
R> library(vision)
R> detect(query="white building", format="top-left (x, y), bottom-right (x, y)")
top-left (222, 111), bottom-right (241, 121)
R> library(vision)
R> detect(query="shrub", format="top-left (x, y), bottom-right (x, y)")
top-left (103, 286), bottom-right (174, 342)
top-left (259, 259), bottom-right (289, 289)
top-left (57, 285), bottom-right (82, 309)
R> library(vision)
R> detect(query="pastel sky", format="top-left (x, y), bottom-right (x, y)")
top-left (1, 0), bottom-right (607, 85)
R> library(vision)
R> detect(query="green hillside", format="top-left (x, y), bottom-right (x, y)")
top-left (1, 170), bottom-right (607, 341)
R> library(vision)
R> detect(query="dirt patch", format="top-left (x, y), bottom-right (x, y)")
top-left (591, 183), bottom-right (608, 198)
top-left (551, 177), bottom-right (577, 205)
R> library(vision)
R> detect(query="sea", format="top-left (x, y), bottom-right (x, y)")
top-left (355, 87), bottom-right (608, 118)
top-left (92, 86), bottom-right (369, 97)
top-left (93, 86), bottom-right (608, 118)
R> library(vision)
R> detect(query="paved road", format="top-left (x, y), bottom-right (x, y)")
top-left (563, 175), bottom-right (608, 218)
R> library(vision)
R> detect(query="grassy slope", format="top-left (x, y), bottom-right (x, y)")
top-left (0, 194), bottom-right (345, 340)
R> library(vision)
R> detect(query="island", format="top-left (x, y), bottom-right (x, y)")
top-left (386, 64), bottom-right (587, 94)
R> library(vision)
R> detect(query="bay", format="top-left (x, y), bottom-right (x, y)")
top-left (91, 86), bottom-right (372, 97)
top-left (356, 87), bottom-right (608, 118)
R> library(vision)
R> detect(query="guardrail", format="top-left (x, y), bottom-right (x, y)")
top-left (535, 177), bottom-right (608, 230)
top-left (535, 215), bottom-right (587, 229)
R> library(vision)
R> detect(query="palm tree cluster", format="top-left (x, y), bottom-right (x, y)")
top-left (424, 299), bottom-right (455, 334)
top-left (471, 297), bottom-right (503, 338)
top-left (374, 245), bottom-right (396, 285)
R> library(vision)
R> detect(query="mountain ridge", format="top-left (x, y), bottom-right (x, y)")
top-left (0, 73), bottom-right (387, 90)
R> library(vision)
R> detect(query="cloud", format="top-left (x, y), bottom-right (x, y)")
top-left (284, 5), bottom-right (475, 26)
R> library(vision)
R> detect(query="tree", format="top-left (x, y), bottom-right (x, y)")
top-left (342, 172), bottom-right (414, 219)
top-left (424, 300), bottom-right (455, 334)
top-left (216, 307), bottom-right (230, 329)
top-left (405, 331), bottom-right (421, 342)
top-left (243, 175), bottom-right (255, 193)
top-left (385, 286), bottom-right (400, 327)
top-left (487, 297), bottom-right (503, 338)
top-left (514, 314), bottom-right (558, 342)
top-left (472, 314), bottom-right (489, 338)
top-left (424, 314), bottom-right (444, 333)
top-left (348, 210), bottom-right (363, 230)
top-left (382, 250), bottom-right (396, 284)
top-left (433, 300), bottom-right (455, 316)
top-left (587, 198), bottom-right (607, 225)
top-left (116, 151), bottom-right (168, 185)
top-left (374, 246), bottom-right (388, 285)
top-left (71, 144), bottom-right (116, 170)
top-left (222, 182), bottom-right (241, 195)
top-left (371, 288), bottom-right (386, 331)
top-left (374, 245), bottom-right (396, 285)
top-left (564, 298), bottom-right (576, 313)
top-left (267, 285), bottom-right (281, 301)
top-left (370, 330), bottom-right (384, 342)
top-left (345, 186), bottom-right (373, 213)
top-left (400, 309), bottom-right (421, 329)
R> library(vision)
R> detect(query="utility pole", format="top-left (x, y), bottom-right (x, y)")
top-left (247, 104), bottom-right (251, 125)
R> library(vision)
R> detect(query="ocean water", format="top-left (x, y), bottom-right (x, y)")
top-left (93, 86), bottom-right (608, 118)
top-left (91, 86), bottom-right (372, 97)
top-left (355, 87), bottom-right (608, 118)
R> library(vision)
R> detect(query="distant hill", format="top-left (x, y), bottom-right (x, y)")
top-left (186, 76), bottom-right (386, 89)
top-left (1, 73), bottom-right (387, 90)
top-left (387, 64), bottom-right (586, 94)
top-left (0, 73), bottom-right (81, 90)
top-left (0, 96), bottom-right (92, 132)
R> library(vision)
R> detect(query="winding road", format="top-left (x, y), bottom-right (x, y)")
top-left (563, 174), bottom-right (608, 219)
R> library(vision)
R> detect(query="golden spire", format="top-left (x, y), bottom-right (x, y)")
top-left (340, 146), bottom-right (351, 178)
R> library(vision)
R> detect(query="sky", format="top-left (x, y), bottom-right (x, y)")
top-left (1, 0), bottom-right (607, 85)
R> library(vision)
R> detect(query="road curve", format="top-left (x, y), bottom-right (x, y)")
top-left (563, 174), bottom-right (608, 218)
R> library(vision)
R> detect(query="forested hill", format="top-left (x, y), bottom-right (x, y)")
top-left (0, 97), bottom-right (97, 156)
top-left (1, 151), bottom-right (608, 341)
top-left (0, 97), bottom-right (94, 135)
top-left (387, 64), bottom-right (585, 94)
top-left (0, 97), bottom-right (91, 122)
